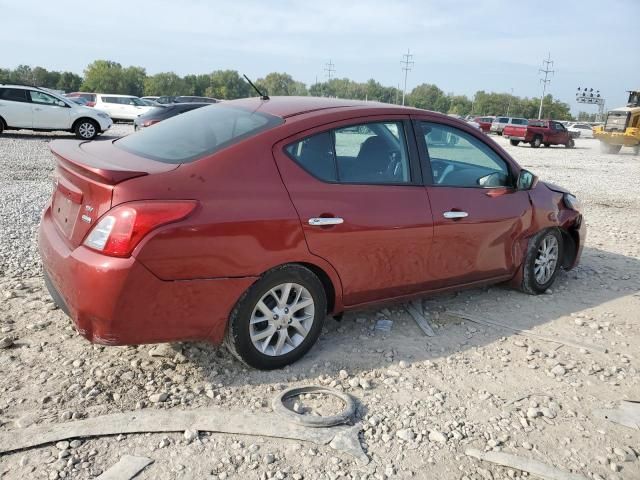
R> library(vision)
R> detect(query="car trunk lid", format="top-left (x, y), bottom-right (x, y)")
top-left (49, 139), bottom-right (178, 247)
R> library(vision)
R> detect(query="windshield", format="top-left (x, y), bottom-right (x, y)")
top-left (605, 111), bottom-right (630, 132)
top-left (116, 104), bottom-right (283, 164)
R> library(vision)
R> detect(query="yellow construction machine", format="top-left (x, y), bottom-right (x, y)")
top-left (593, 90), bottom-right (640, 154)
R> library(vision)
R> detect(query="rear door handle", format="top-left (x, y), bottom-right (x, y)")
top-left (308, 217), bottom-right (344, 226)
top-left (443, 211), bottom-right (468, 219)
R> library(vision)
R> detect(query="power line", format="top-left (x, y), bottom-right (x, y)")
top-left (324, 60), bottom-right (336, 80)
top-left (538, 52), bottom-right (554, 119)
top-left (401, 49), bottom-right (414, 106)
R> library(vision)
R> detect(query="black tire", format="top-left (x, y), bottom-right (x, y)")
top-left (224, 265), bottom-right (327, 370)
top-left (543, 143), bottom-right (550, 148)
top-left (509, 139), bottom-right (520, 146)
top-left (0, 118), bottom-right (4, 135)
top-left (74, 119), bottom-right (99, 140)
top-left (531, 136), bottom-right (542, 148)
top-left (520, 229), bottom-right (563, 295)
top-left (565, 138), bottom-right (575, 149)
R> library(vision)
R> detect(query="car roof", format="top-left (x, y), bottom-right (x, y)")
top-left (226, 96), bottom-right (425, 119)
top-left (0, 84), bottom-right (38, 90)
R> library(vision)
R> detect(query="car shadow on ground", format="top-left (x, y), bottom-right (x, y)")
top-left (182, 245), bottom-right (640, 386)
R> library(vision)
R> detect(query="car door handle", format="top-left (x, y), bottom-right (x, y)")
top-left (443, 211), bottom-right (469, 219)
top-left (308, 217), bottom-right (344, 226)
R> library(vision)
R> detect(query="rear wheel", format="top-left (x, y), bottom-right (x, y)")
top-left (520, 229), bottom-right (563, 295)
top-left (509, 139), bottom-right (520, 146)
top-left (531, 136), bottom-right (542, 148)
top-left (565, 138), bottom-right (575, 148)
top-left (543, 143), bottom-right (550, 148)
top-left (74, 119), bottom-right (98, 140)
top-left (0, 118), bottom-right (4, 135)
top-left (225, 265), bottom-right (326, 370)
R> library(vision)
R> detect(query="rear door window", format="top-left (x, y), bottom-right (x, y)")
top-left (116, 104), bottom-right (283, 164)
top-left (0, 88), bottom-right (29, 102)
top-left (285, 121), bottom-right (412, 185)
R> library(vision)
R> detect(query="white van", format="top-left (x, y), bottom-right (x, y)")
top-left (94, 94), bottom-right (153, 121)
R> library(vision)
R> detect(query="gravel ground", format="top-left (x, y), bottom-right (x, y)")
top-left (0, 126), bottom-right (639, 480)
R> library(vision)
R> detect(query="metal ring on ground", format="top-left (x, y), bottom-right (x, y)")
top-left (272, 385), bottom-right (356, 428)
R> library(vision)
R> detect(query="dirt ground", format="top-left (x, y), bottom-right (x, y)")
top-left (0, 126), bottom-right (638, 480)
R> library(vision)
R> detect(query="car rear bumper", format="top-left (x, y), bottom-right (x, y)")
top-left (505, 135), bottom-right (526, 141)
top-left (38, 206), bottom-right (257, 346)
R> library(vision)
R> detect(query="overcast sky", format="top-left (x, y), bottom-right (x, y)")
top-left (1, 0), bottom-right (638, 113)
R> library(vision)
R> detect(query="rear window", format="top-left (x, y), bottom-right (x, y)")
top-left (116, 104), bottom-right (283, 164)
top-left (511, 118), bottom-right (528, 125)
top-left (496, 117), bottom-right (509, 123)
top-left (528, 120), bottom-right (546, 127)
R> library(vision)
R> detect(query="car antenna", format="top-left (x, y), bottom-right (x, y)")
top-left (243, 74), bottom-right (269, 101)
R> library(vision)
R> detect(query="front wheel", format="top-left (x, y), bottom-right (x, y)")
top-left (75, 119), bottom-right (99, 140)
top-left (520, 229), bottom-right (563, 295)
top-left (509, 139), bottom-right (520, 146)
top-left (565, 138), bottom-right (575, 148)
top-left (531, 136), bottom-right (542, 148)
top-left (225, 265), bottom-right (326, 369)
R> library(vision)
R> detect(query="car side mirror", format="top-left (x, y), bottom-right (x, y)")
top-left (517, 169), bottom-right (538, 190)
top-left (56, 100), bottom-right (67, 107)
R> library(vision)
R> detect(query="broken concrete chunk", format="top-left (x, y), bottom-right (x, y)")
top-left (96, 455), bottom-right (154, 480)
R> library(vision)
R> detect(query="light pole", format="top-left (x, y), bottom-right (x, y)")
top-left (575, 87), bottom-right (605, 122)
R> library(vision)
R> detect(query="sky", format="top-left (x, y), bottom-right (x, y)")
top-left (1, 0), bottom-right (638, 114)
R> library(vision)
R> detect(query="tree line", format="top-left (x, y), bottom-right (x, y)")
top-left (1, 60), bottom-right (574, 120)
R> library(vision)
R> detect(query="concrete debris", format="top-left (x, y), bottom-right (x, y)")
top-left (466, 448), bottom-right (588, 480)
top-left (593, 401), bottom-right (640, 430)
top-left (0, 407), bottom-right (368, 463)
top-left (406, 301), bottom-right (435, 336)
top-left (96, 455), bottom-right (154, 480)
top-left (375, 319), bottom-right (393, 332)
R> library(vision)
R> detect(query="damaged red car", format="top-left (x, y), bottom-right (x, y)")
top-left (39, 97), bottom-right (585, 369)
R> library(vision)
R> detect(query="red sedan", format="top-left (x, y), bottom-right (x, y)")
top-left (39, 97), bottom-right (585, 369)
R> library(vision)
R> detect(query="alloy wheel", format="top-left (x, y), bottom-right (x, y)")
top-left (534, 235), bottom-right (559, 284)
top-left (78, 122), bottom-right (96, 139)
top-left (249, 282), bottom-right (315, 356)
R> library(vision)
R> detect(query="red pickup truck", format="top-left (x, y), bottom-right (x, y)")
top-left (503, 120), bottom-right (575, 148)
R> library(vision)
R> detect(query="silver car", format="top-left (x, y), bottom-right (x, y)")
top-left (490, 116), bottom-right (528, 135)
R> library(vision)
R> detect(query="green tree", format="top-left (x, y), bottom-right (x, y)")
top-left (56, 72), bottom-right (82, 92)
top-left (256, 72), bottom-right (307, 96)
top-left (144, 72), bottom-right (187, 96)
top-left (206, 70), bottom-right (252, 99)
top-left (408, 84), bottom-right (450, 112)
top-left (81, 60), bottom-right (146, 95)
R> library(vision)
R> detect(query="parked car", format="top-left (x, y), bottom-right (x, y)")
top-left (156, 95), bottom-right (219, 104)
top-left (473, 116), bottom-right (495, 133)
top-left (0, 84), bottom-right (112, 139)
top-left (567, 122), bottom-right (594, 139)
top-left (133, 102), bottom-right (210, 130)
top-left (93, 94), bottom-right (154, 121)
top-left (66, 96), bottom-right (90, 106)
top-left (490, 117), bottom-right (528, 135)
top-left (503, 119), bottom-right (575, 148)
top-left (141, 96), bottom-right (159, 104)
top-left (38, 97), bottom-right (584, 369)
top-left (66, 92), bottom-right (97, 107)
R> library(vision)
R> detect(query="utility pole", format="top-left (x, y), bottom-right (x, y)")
top-left (401, 49), bottom-right (414, 106)
top-left (538, 52), bottom-right (554, 119)
top-left (324, 60), bottom-right (335, 80)
top-left (506, 88), bottom-right (514, 116)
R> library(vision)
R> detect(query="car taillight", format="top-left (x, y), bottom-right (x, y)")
top-left (87, 102), bottom-right (96, 107)
top-left (83, 201), bottom-right (197, 257)
top-left (142, 119), bottom-right (160, 127)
